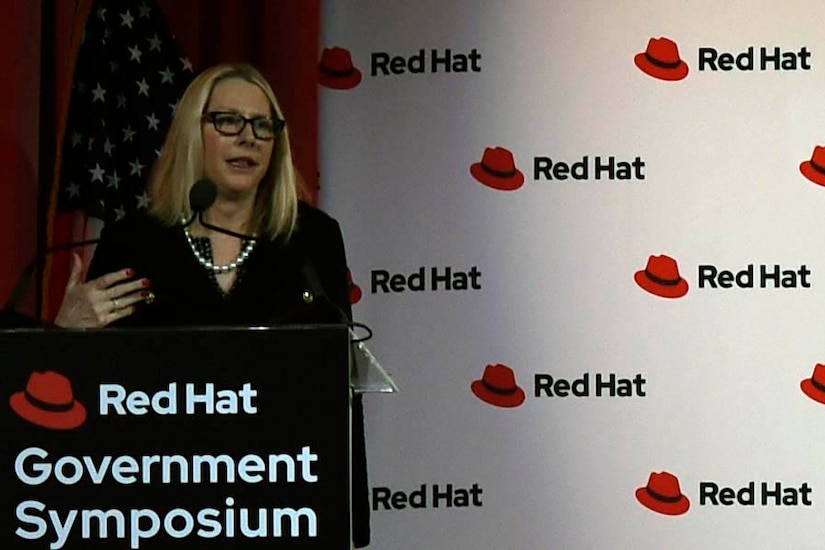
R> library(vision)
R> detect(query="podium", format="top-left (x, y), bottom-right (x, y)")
top-left (1, 325), bottom-right (393, 549)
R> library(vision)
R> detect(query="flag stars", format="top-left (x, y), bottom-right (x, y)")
top-left (122, 126), bottom-right (136, 142)
top-left (129, 44), bottom-right (143, 63)
top-left (66, 182), bottom-right (81, 198)
top-left (114, 206), bottom-right (126, 221)
top-left (137, 78), bottom-right (150, 96)
top-left (159, 67), bottom-right (174, 84)
top-left (87, 136), bottom-right (95, 151)
top-left (136, 192), bottom-right (150, 209)
top-left (181, 57), bottom-right (193, 72)
top-left (103, 138), bottom-right (115, 156)
top-left (148, 34), bottom-right (162, 51)
top-left (117, 94), bottom-right (127, 109)
top-left (120, 10), bottom-right (135, 29)
top-left (89, 163), bottom-right (105, 183)
top-left (96, 7), bottom-right (106, 21)
top-left (109, 60), bottom-right (119, 73)
top-left (91, 82), bottom-right (106, 103)
top-left (146, 113), bottom-right (160, 130)
top-left (71, 131), bottom-right (82, 147)
top-left (129, 158), bottom-right (145, 177)
top-left (138, 2), bottom-right (152, 19)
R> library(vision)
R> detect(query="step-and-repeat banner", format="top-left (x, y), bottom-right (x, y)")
top-left (319, 1), bottom-right (825, 548)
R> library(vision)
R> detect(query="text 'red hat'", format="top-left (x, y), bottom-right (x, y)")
top-left (636, 471), bottom-right (691, 516)
top-left (799, 145), bottom-right (825, 187)
top-left (800, 363), bottom-right (825, 405)
top-left (10, 371), bottom-right (87, 430)
top-left (471, 364), bottom-right (526, 408)
top-left (318, 47), bottom-right (362, 90)
top-left (635, 254), bottom-right (689, 299)
top-left (634, 37), bottom-right (689, 81)
top-left (470, 147), bottom-right (525, 191)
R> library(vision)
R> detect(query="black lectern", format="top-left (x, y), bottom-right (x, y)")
top-left (1, 325), bottom-right (357, 548)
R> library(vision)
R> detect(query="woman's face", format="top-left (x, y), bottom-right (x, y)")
top-left (201, 78), bottom-right (275, 201)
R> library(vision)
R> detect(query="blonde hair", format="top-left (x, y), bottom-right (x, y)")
top-left (149, 63), bottom-right (299, 240)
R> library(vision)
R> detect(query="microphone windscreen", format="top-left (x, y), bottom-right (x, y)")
top-left (189, 178), bottom-right (217, 212)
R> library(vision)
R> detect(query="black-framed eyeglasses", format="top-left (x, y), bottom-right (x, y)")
top-left (202, 111), bottom-right (285, 141)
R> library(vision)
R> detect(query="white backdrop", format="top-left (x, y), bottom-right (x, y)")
top-left (319, 1), bottom-right (825, 548)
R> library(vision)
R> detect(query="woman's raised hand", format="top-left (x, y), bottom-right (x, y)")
top-left (54, 252), bottom-right (152, 328)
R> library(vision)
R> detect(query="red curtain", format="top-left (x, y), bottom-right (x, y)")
top-left (0, 0), bottom-right (320, 316)
top-left (159, 0), bottom-right (321, 199)
top-left (0, 1), bottom-right (45, 313)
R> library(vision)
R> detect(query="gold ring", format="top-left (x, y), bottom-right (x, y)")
top-left (144, 291), bottom-right (156, 304)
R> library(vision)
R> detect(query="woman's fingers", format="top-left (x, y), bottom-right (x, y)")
top-left (101, 289), bottom-right (155, 326)
top-left (104, 302), bottom-right (136, 325)
top-left (55, 264), bottom-right (149, 329)
top-left (105, 290), bottom-right (150, 313)
top-left (90, 267), bottom-right (136, 291)
top-left (105, 277), bottom-right (150, 301)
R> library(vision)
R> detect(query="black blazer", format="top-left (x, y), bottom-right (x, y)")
top-left (88, 201), bottom-right (371, 547)
top-left (88, 201), bottom-right (352, 326)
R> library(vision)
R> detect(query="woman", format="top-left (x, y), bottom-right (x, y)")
top-left (54, 63), bottom-right (370, 547)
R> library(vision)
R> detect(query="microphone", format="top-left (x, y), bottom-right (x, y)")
top-left (181, 178), bottom-right (218, 227)
top-left (187, 178), bottom-right (258, 242)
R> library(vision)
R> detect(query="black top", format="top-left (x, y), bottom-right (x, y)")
top-left (88, 202), bottom-right (352, 326)
top-left (88, 201), bottom-right (370, 548)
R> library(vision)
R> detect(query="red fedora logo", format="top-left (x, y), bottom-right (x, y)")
top-left (800, 363), bottom-right (825, 405)
top-left (347, 267), bottom-right (362, 305)
top-left (318, 46), bottom-right (362, 90)
top-left (799, 145), bottom-right (825, 187)
top-left (10, 371), bottom-right (87, 430)
top-left (636, 471), bottom-right (691, 516)
top-left (470, 147), bottom-right (525, 191)
top-left (635, 37), bottom-right (689, 81)
top-left (635, 254), bottom-right (689, 299)
top-left (471, 364), bottom-right (525, 408)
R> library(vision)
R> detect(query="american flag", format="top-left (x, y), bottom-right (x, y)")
top-left (57, 0), bottom-right (193, 223)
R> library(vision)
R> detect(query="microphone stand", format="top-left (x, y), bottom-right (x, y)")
top-left (197, 213), bottom-right (259, 242)
top-left (1, 238), bottom-right (103, 327)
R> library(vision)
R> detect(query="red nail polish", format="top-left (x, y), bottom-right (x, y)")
top-left (126, 268), bottom-right (135, 277)
top-left (142, 279), bottom-right (152, 288)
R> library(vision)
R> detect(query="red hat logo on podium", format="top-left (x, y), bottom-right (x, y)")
top-left (636, 471), bottom-right (691, 516)
top-left (799, 145), bottom-right (825, 187)
top-left (471, 363), bottom-right (526, 408)
top-left (347, 267), bottom-right (362, 305)
top-left (470, 147), bottom-right (525, 191)
top-left (9, 371), bottom-right (87, 430)
top-left (635, 254), bottom-right (689, 299)
top-left (318, 46), bottom-right (362, 90)
top-left (800, 363), bottom-right (825, 405)
top-left (635, 37), bottom-right (689, 81)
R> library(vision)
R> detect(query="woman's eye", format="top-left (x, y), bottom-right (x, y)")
top-left (255, 120), bottom-right (274, 132)
top-left (219, 115), bottom-right (242, 127)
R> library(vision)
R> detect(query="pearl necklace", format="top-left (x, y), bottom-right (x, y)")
top-left (183, 226), bottom-right (257, 274)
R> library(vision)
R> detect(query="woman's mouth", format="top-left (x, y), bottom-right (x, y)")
top-left (226, 157), bottom-right (259, 169)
